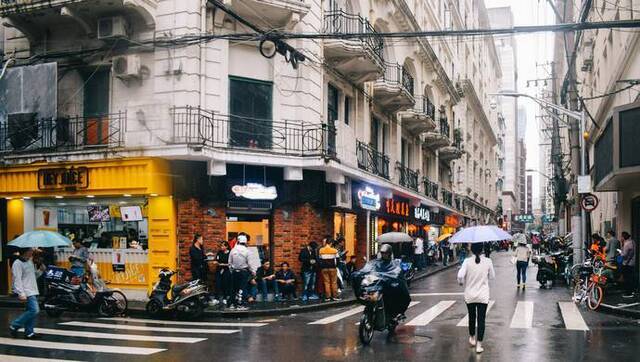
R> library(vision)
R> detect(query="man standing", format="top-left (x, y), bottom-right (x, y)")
top-left (441, 237), bottom-right (451, 266)
top-left (604, 230), bottom-right (620, 264)
top-left (299, 241), bottom-right (318, 301)
top-left (189, 233), bottom-right (213, 282)
top-left (318, 238), bottom-right (340, 302)
top-left (9, 248), bottom-right (43, 339)
top-left (414, 236), bottom-right (425, 270)
top-left (68, 239), bottom-right (88, 277)
top-left (229, 234), bottom-right (253, 310)
top-left (621, 232), bottom-right (636, 298)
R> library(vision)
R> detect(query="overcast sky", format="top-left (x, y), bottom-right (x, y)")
top-left (485, 0), bottom-right (556, 210)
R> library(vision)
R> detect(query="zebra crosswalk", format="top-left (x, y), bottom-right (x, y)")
top-left (0, 316), bottom-right (271, 360)
top-left (307, 299), bottom-right (592, 331)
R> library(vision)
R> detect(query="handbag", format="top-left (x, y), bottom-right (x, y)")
top-left (510, 256), bottom-right (517, 265)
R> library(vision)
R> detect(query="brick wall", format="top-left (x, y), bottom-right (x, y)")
top-left (176, 199), bottom-right (333, 282)
top-left (272, 203), bottom-right (332, 274)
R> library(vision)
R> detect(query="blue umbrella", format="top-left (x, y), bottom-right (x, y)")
top-left (449, 225), bottom-right (513, 244)
top-left (8, 231), bottom-right (73, 248)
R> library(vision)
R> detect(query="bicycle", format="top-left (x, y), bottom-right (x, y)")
top-left (572, 263), bottom-right (605, 310)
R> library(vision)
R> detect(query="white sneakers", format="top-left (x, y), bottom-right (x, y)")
top-left (469, 336), bottom-right (476, 346)
top-left (469, 336), bottom-right (484, 353)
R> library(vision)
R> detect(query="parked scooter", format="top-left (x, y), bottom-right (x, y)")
top-left (533, 249), bottom-right (573, 288)
top-left (146, 269), bottom-right (210, 319)
top-left (43, 266), bottom-right (127, 317)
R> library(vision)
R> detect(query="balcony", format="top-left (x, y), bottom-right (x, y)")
top-left (323, 10), bottom-right (384, 83)
top-left (441, 189), bottom-right (454, 207)
top-left (356, 140), bottom-right (389, 179)
top-left (0, 112), bottom-right (125, 155)
top-left (396, 162), bottom-right (419, 192)
top-left (171, 106), bottom-right (334, 158)
top-left (223, 0), bottom-right (310, 30)
top-left (373, 63), bottom-right (415, 112)
top-left (0, 1), bottom-right (157, 35)
top-left (423, 177), bottom-right (439, 200)
top-left (440, 128), bottom-right (464, 161)
top-left (398, 95), bottom-right (437, 134)
top-left (422, 114), bottom-right (451, 150)
top-left (593, 101), bottom-right (640, 191)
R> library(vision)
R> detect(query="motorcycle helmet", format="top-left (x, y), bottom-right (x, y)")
top-left (380, 244), bottom-right (393, 262)
top-left (158, 268), bottom-right (173, 278)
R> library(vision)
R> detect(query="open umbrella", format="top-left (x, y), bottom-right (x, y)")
top-left (437, 233), bottom-right (452, 242)
top-left (376, 232), bottom-right (413, 244)
top-left (449, 225), bottom-right (512, 244)
top-left (8, 231), bottom-right (72, 248)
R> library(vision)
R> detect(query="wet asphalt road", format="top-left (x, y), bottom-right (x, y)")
top-left (1, 252), bottom-right (639, 362)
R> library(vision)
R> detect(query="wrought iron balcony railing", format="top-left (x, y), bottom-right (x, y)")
top-left (423, 177), bottom-right (439, 200)
top-left (378, 62), bottom-right (414, 96)
top-left (441, 189), bottom-right (454, 206)
top-left (172, 106), bottom-right (335, 158)
top-left (0, 0), bottom-right (77, 15)
top-left (396, 162), bottom-right (419, 191)
top-left (439, 116), bottom-right (451, 138)
top-left (453, 128), bottom-right (463, 149)
top-left (357, 140), bottom-right (389, 179)
top-left (412, 96), bottom-right (436, 118)
top-left (324, 10), bottom-right (384, 63)
top-left (0, 112), bottom-right (125, 154)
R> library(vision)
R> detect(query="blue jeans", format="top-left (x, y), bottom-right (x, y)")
top-left (71, 266), bottom-right (84, 277)
top-left (302, 271), bottom-right (316, 297)
top-left (259, 279), bottom-right (278, 301)
top-left (516, 261), bottom-right (528, 284)
top-left (11, 295), bottom-right (39, 335)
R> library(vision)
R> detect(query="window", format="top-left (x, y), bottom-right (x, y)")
top-left (229, 76), bottom-right (273, 149)
top-left (83, 68), bottom-right (110, 145)
top-left (344, 96), bottom-right (351, 125)
top-left (328, 84), bottom-right (339, 123)
top-left (401, 138), bottom-right (408, 166)
top-left (371, 117), bottom-right (380, 150)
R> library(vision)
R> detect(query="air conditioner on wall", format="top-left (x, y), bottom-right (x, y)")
top-left (98, 16), bottom-right (128, 40)
top-left (112, 55), bottom-right (141, 79)
top-left (334, 182), bottom-right (352, 209)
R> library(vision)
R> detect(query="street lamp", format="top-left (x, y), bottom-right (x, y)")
top-left (491, 91), bottom-right (587, 264)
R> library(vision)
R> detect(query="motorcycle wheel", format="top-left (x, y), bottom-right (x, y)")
top-left (146, 299), bottom-right (164, 317)
top-left (179, 299), bottom-right (205, 320)
top-left (44, 297), bottom-right (64, 318)
top-left (359, 314), bottom-right (374, 345)
top-left (99, 291), bottom-right (128, 317)
top-left (587, 285), bottom-right (603, 310)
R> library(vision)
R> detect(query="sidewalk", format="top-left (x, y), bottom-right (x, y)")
top-left (0, 262), bottom-right (457, 318)
top-left (598, 289), bottom-right (640, 319)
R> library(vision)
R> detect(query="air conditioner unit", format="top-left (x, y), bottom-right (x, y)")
top-left (334, 181), bottom-right (352, 209)
top-left (98, 16), bottom-right (128, 40)
top-left (112, 55), bottom-right (141, 79)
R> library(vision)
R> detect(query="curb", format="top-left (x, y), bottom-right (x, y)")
top-left (598, 302), bottom-right (640, 319)
top-left (0, 263), bottom-right (458, 319)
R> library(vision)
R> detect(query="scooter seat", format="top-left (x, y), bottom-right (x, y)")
top-left (172, 282), bottom-right (192, 295)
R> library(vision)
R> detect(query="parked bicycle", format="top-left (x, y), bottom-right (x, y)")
top-left (572, 261), bottom-right (605, 310)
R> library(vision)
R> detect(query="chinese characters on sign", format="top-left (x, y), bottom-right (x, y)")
top-left (385, 199), bottom-right (409, 217)
top-left (513, 214), bottom-right (535, 223)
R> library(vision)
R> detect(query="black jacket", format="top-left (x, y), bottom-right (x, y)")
top-left (190, 245), bottom-right (208, 281)
top-left (298, 247), bottom-right (317, 273)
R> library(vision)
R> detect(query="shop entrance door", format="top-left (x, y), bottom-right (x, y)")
top-left (226, 213), bottom-right (272, 264)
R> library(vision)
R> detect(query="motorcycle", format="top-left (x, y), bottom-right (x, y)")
top-left (355, 273), bottom-right (403, 345)
top-left (43, 266), bottom-right (127, 317)
top-left (534, 250), bottom-right (572, 288)
top-left (146, 269), bottom-right (210, 319)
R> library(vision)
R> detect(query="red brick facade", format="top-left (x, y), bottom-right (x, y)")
top-left (176, 199), bottom-right (333, 281)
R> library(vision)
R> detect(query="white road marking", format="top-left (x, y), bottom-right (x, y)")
top-left (406, 300), bottom-right (456, 326)
top-left (308, 306), bottom-right (365, 325)
top-left (34, 328), bottom-right (207, 343)
top-left (99, 317), bottom-right (267, 327)
top-left (410, 292), bottom-right (464, 297)
top-left (558, 302), bottom-right (589, 331)
top-left (510, 301), bottom-right (534, 329)
top-left (355, 301), bottom-right (421, 325)
top-left (0, 355), bottom-right (81, 362)
top-left (59, 321), bottom-right (239, 334)
top-left (457, 301), bottom-right (495, 327)
top-left (0, 337), bottom-right (165, 355)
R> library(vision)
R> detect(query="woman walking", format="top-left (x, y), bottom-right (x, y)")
top-left (457, 243), bottom-right (495, 354)
top-left (515, 240), bottom-right (531, 289)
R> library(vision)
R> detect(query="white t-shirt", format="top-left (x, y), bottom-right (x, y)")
top-left (415, 238), bottom-right (424, 254)
top-left (457, 255), bottom-right (495, 304)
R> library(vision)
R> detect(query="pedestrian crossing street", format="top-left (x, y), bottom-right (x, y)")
top-left (307, 295), bottom-right (592, 332)
top-left (0, 316), bottom-right (271, 359)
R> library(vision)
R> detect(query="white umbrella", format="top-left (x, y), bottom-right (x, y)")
top-left (449, 225), bottom-right (513, 244)
top-left (376, 232), bottom-right (413, 244)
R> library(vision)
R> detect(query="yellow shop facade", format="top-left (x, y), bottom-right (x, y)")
top-left (0, 158), bottom-right (176, 297)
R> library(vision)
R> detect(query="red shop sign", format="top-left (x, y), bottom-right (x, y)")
top-left (385, 199), bottom-right (410, 217)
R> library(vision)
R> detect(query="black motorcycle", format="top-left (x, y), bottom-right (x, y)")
top-left (534, 250), bottom-right (572, 288)
top-left (146, 269), bottom-right (210, 319)
top-left (355, 272), bottom-right (405, 344)
top-left (43, 266), bottom-right (127, 317)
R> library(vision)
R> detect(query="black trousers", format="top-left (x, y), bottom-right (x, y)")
top-left (467, 303), bottom-right (488, 341)
top-left (622, 265), bottom-right (636, 294)
top-left (231, 270), bottom-right (250, 306)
